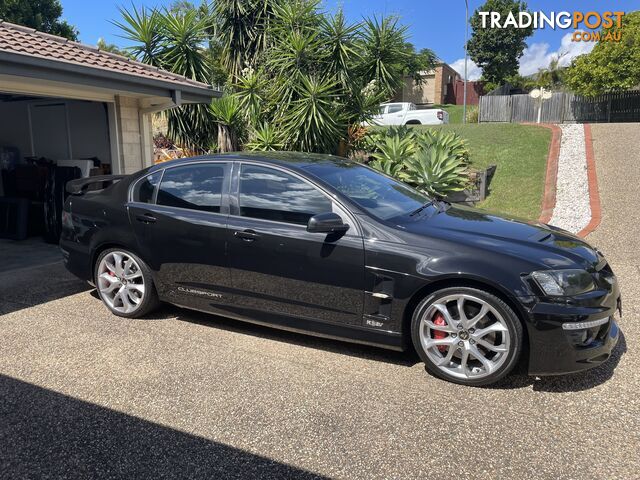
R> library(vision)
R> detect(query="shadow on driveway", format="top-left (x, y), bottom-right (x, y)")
top-left (0, 374), bottom-right (328, 479)
top-left (0, 261), bottom-right (90, 316)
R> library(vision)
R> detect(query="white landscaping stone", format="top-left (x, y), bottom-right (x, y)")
top-left (548, 124), bottom-right (591, 234)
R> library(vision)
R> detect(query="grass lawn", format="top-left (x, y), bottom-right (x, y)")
top-left (418, 123), bottom-right (551, 220)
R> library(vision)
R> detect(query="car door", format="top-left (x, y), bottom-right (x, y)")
top-left (226, 162), bottom-right (365, 326)
top-left (385, 104), bottom-right (405, 125)
top-left (372, 105), bottom-right (387, 125)
top-left (128, 162), bottom-right (233, 311)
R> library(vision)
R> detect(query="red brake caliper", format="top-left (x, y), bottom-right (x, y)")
top-left (432, 313), bottom-right (448, 352)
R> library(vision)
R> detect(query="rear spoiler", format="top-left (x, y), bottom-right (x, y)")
top-left (66, 175), bottom-right (127, 195)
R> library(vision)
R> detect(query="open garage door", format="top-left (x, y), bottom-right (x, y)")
top-left (0, 93), bottom-right (113, 273)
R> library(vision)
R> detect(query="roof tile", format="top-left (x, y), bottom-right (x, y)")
top-left (0, 20), bottom-right (213, 91)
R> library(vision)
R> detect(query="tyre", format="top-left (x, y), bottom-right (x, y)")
top-left (410, 287), bottom-right (523, 386)
top-left (94, 248), bottom-right (159, 318)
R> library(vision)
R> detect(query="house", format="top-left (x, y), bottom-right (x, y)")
top-left (393, 63), bottom-right (484, 106)
top-left (0, 20), bottom-right (219, 262)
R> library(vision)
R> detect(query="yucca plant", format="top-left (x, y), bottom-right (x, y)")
top-left (321, 10), bottom-right (360, 89)
top-left (112, 5), bottom-right (163, 65)
top-left (213, 0), bottom-right (278, 78)
top-left (401, 142), bottom-right (469, 197)
top-left (246, 123), bottom-right (284, 151)
top-left (115, 6), bottom-right (216, 152)
top-left (210, 95), bottom-right (244, 152)
top-left (235, 67), bottom-right (268, 123)
top-left (281, 74), bottom-right (344, 153)
top-left (357, 16), bottom-right (410, 97)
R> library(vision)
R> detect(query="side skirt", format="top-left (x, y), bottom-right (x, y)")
top-left (167, 300), bottom-right (406, 352)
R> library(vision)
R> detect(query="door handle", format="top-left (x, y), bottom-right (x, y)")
top-left (136, 213), bottom-right (156, 224)
top-left (234, 229), bottom-right (260, 241)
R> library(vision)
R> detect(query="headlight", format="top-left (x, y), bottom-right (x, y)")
top-left (531, 269), bottom-right (595, 296)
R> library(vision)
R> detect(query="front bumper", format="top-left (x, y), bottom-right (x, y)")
top-left (521, 276), bottom-right (622, 376)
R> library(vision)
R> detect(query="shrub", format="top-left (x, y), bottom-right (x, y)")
top-left (400, 142), bottom-right (469, 197)
top-left (466, 106), bottom-right (479, 124)
top-left (365, 126), bottom-right (470, 197)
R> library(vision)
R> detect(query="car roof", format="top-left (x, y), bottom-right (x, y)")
top-left (146, 151), bottom-right (354, 174)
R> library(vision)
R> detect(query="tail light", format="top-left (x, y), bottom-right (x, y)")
top-left (62, 210), bottom-right (73, 230)
top-left (437, 111), bottom-right (443, 121)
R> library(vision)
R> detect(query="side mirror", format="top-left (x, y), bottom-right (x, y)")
top-left (307, 212), bottom-right (350, 234)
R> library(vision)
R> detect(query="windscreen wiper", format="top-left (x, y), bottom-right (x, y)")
top-left (409, 198), bottom-right (450, 216)
top-left (409, 200), bottom-right (435, 216)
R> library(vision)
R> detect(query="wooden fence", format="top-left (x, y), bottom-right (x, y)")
top-left (479, 91), bottom-right (640, 123)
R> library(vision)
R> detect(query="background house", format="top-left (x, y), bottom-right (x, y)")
top-left (393, 63), bottom-right (484, 106)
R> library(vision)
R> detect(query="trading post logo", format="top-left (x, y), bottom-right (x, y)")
top-left (478, 11), bottom-right (625, 42)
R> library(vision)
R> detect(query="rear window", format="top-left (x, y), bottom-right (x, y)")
top-left (132, 172), bottom-right (160, 203)
top-left (156, 164), bottom-right (227, 213)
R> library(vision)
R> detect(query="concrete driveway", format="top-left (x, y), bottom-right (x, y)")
top-left (1, 125), bottom-right (638, 479)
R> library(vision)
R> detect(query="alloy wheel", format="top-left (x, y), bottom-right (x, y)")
top-left (419, 294), bottom-right (511, 380)
top-left (97, 251), bottom-right (146, 314)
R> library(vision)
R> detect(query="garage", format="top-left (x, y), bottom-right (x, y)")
top-left (0, 20), bottom-right (219, 274)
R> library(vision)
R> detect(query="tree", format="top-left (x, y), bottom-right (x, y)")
top-left (565, 11), bottom-right (640, 96)
top-left (536, 53), bottom-right (566, 89)
top-left (114, 5), bottom-right (216, 152)
top-left (0, 0), bottom-right (78, 40)
top-left (467, 0), bottom-right (533, 87)
top-left (214, 0), bottom-right (279, 79)
top-left (114, 0), bottom-right (431, 155)
top-left (96, 38), bottom-right (133, 58)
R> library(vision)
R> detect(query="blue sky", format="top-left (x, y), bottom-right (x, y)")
top-left (60, 0), bottom-right (637, 79)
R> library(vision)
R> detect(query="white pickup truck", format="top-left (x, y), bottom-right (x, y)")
top-left (369, 102), bottom-right (449, 126)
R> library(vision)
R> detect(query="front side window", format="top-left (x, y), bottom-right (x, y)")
top-left (239, 164), bottom-right (332, 225)
top-left (132, 172), bottom-right (160, 203)
top-left (157, 163), bottom-right (226, 213)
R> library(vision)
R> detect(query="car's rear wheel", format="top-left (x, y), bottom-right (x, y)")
top-left (95, 248), bottom-right (159, 318)
top-left (411, 287), bottom-right (523, 386)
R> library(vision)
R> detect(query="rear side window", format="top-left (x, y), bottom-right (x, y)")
top-left (238, 164), bottom-right (332, 225)
top-left (387, 104), bottom-right (403, 113)
top-left (132, 172), bottom-right (160, 203)
top-left (157, 163), bottom-right (226, 213)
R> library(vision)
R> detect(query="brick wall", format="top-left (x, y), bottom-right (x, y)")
top-left (115, 95), bottom-right (152, 174)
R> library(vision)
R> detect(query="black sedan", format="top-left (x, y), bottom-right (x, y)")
top-left (61, 153), bottom-right (621, 386)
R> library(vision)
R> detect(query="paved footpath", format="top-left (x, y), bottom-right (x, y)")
top-left (0, 125), bottom-right (639, 479)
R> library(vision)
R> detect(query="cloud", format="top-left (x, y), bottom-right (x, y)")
top-left (448, 32), bottom-right (595, 81)
top-left (449, 58), bottom-right (482, 80)
top-left (518, 32), bottom-right (595, 76)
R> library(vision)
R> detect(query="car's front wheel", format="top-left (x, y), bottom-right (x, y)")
top-left (411, 287), bottom-right (523, 386)
top-left (95, 248), bottom-right (159, 318)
